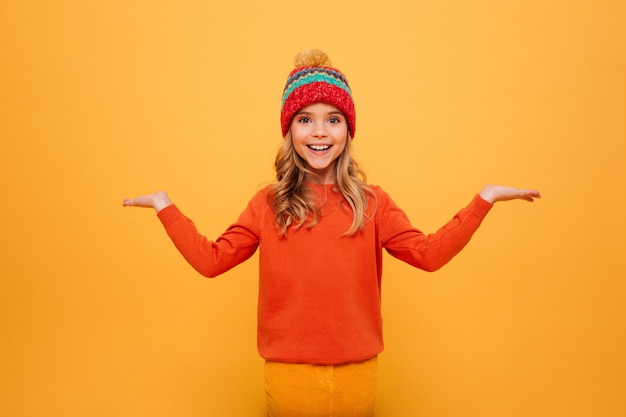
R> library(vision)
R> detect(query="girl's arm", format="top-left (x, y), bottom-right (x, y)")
top-left (122, 190), bottom-right (260, 278)
top-left (379, 184), bottom-right (541, 272)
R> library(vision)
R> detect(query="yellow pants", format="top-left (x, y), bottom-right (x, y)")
top-left (264, 356), bottom-right (378, 417)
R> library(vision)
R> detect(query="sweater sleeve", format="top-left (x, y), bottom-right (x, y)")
top-left (378, 191), bottom-right (493, 272)
top-left (156, 193), bottom-right (262, 278)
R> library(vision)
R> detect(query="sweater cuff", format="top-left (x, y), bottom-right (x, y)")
top-left (156, 204), bottom-right (183, 228)
top-left (471, 194), bottom-right (493, 220)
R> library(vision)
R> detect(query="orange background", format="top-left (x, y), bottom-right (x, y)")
top-left (1, 1), bottom-right (625, 416)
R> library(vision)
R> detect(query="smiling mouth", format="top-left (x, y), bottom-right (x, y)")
top-left (308, 145), bottom-right (331, 151)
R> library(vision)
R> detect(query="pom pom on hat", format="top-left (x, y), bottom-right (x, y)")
top-left (280, 49), bottom-right (356, 138)
top-left (293, 49), bottom-right (333, 67)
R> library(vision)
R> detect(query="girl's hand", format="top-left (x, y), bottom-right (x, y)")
top-left (480, 185), bottom-right (541, 204)
top-left (122, 190), bottom-right (172, 212)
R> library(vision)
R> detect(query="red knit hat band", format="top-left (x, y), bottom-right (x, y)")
top-left (280, 81), bottom-right (355, 138)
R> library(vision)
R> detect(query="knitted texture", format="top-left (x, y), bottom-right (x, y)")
top-left (157, 185), bottom-right (493, 364)
top-left (280, 50), bottom-right (356, 138)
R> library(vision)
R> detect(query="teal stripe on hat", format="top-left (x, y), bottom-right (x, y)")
top-left (282, 72), bottom-right (352, 106)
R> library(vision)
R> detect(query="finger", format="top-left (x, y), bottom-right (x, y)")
top-left (525, 190), bottom-right (541, 200)
top-left (524, 190), bottom-right (541, 202)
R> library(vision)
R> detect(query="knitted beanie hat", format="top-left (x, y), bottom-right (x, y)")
top-left (280, 49), bottom-right (356, 138)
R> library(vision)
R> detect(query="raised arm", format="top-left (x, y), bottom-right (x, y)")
top-left (122, 189), bottom-right (261, 277)
top-left (379, 184), bottom-right (541, 272)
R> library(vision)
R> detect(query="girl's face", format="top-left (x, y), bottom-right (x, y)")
top-left (289, 102), bottom-right (348, 184)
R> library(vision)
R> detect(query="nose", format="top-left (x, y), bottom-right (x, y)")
top-left (312, 120), bottom-right (328, 137)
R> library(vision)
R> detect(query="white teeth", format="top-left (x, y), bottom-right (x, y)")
top-left (309, 145), bottom-right (330, 151)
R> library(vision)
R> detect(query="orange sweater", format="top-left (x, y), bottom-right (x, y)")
top-left (157, 183), bottom-right (493, 364)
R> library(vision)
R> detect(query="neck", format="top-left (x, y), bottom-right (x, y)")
top-left (304, 170), bottom-right (336, 185)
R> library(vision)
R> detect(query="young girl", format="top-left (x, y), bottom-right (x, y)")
top-left (123, 49), bottom-right (540, 417)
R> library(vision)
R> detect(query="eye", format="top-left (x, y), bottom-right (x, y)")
top-left (297, 116), bottom-right (311, 123)
top-left (328, 117), bottom-right (342, 124)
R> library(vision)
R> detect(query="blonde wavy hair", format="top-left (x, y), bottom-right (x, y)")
top-left (269, 132), bottom-right (374, 237)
